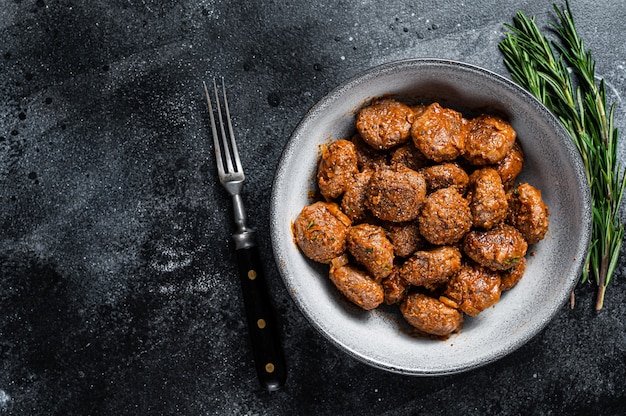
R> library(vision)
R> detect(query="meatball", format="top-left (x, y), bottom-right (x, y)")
top-left (441, 261), bottom-right (501, 317)
top-left (500, 256), bottom-right (527, 291)
top-left (399, 246), bottom-right (462, 290)
top-left (350, 134), bottom-right (388, 171)
top-left (411, 102), bottom-right (466, 162)
top-left (390, 143), bottom-right (429, 171)
top-left (418, 187), bottom-right (472, 245)
top-left (494, 141), bottom-right (524, 190)
top-left (411, 104), bottom-right (427, 118)
top-left (293, 201), bottom-right (351, 263)
top-left (464, 114), bottom-right (516, 165)
top-left (317, 139), bottom-right (359, 200)
top-left (462, 224), bottom-right (528, 271)
top-left (341, 170), bottom-right (373, 222)
top-left (329, 256), bottom-right (384, 310)
top-left (366, 164), bottom-right (427, 222)
top-left (507, 183), bottom-right (550, 245)
top-left (467, 168), bottom-right (508, 229)
top-left (400, 293), bottom-right (463, 337)
top-left (356, 99), bottom-right (414, 150)
top-left (420, 162), bottom-right (470, 194)
top-left (382, 270), bottom-right (410, 305)
top-left (347, 224), bottom-right (395, 281)
top-left (383, 221), bottom-right (425, 258)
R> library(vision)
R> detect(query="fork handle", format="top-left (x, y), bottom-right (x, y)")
top-left (236, 245), bottom-right (287, 391)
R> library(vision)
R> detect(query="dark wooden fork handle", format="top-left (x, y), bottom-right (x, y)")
top-left (236, 246), bottom-right (287, 391)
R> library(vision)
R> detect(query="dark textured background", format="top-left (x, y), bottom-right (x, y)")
top-left (1, 0), bottom-right (625, 414)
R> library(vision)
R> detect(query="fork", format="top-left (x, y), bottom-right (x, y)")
top-left (203, 78), bottom-right (286, 391)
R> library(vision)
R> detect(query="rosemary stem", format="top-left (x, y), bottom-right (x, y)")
top-left (500, 0), bottom-right (626, 310)
top-left (597, 245), bottom-right (609, 310)
top-left (595, 280), bottom-right (606, 311)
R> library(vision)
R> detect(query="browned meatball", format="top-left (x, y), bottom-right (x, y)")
top-left (341, 170), bottom-right (373, 222)
top-left (347, 224), bottom-right (395, 281)
top-left (389, 143), bottom-right (429, 171)
top-left (494, 141), bottom-right (524, 190)
top-left (317, 139), bottom-right (359, 200)
top-left (382, 270), bottom-right (410, 305)
top-left (467, 168), bottom-right (508, 229)
top-left (441, 261), bottom-right (501, 316)
top-left (356, 99), bottom-right (414, 150)
top-left (507, 183), bottom-right (550, 245)
top-left (400, 293), bottom-right (463, 337)
top-left (420, 162), bottom-right (470, 194)
top-left (350, 134), bottom-right (388, 171)
top-left (464, 114), bottom-right (516, 165)
top-left (366, 164), bottom-right (426, 222)
top-left (329, 256), bottom-right (384, 310)
top-left (383, 221), bottom-right (425, 258)
top-left (500, 256), bottom-right (527, 291)
top-left (411, 104), bottom-right (427, 118)
top-left (399, 246), bottom-right (462, 290)
top-left (462, 224), bottom-right (528, 271)
top-left (418, 187), bottom-right (472, 245)
top-left (293, 201), bottom-right (351, 263)
top-left (411, 102), bottom-right (466, 162)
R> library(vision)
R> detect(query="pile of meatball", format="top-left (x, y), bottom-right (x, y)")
top-left (293, 98), bottom-right (549, 339)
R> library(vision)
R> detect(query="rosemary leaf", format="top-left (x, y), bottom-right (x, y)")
top-left (499, 0), bottom-right (626, 310)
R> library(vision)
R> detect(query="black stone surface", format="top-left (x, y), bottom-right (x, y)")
top-left (1, 1), bottom-right (625, 415)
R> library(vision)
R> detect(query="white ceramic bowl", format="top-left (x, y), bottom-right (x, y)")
top-left (270, 59), bottom-right (591, 375)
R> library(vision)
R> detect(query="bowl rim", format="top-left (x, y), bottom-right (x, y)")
top-left (270, 57), bottom-right (592, 376)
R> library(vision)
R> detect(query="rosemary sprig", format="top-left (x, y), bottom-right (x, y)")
top-left (498, 1), bottom-right (626, 310)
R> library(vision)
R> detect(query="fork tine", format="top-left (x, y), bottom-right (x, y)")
top-left (218, 77), bottom-right (244, 175)
top-left (203, 80), bottom-right (225, 176)
top-left (212, 78), bottom-right (235, 174)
